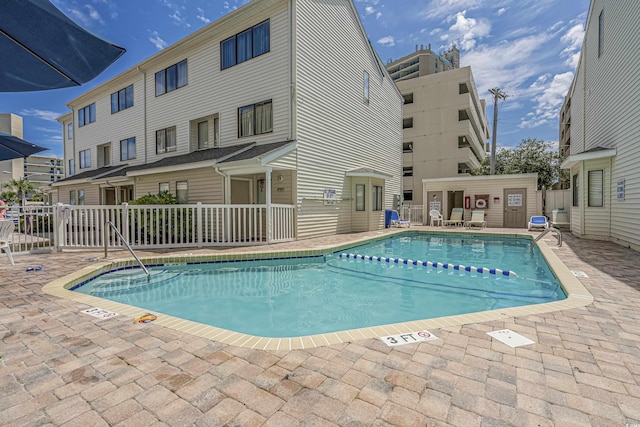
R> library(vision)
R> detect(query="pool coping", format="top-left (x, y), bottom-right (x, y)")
top-left (42, 230), bottom-right (593, 350)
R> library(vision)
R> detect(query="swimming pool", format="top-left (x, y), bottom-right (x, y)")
top-left (71, 233), bottom-right (565, 338)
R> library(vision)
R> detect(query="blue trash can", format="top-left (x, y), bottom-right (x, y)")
top-left (384, 209), bottom-right (393, 228)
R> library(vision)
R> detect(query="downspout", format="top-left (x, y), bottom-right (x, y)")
top-left (288, 0), bottom-right (293, 142)
top-left (137, 66), bottom-right (148, 164)
top-left (214, 167), bottom-right (230, 203)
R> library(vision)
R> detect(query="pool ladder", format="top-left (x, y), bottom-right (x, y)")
top-left (104, 221), bottom-right (149, 276)
top-left (530, 226), bottom-right (562, 250)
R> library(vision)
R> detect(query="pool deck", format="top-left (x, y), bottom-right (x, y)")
top-left (2, 226), bottom-right (640, 426)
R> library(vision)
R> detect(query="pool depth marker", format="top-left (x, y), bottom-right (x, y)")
top-left (338, 253), bottom-right (517, 277)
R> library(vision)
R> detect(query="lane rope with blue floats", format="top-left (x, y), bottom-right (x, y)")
top-left (338, 253), bottom-right (517, 277)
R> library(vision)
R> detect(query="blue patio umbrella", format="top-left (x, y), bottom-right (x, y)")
top-left (0, 0), bottom-right (125, 92)
top-left (0, 133), bottom-right (47, 161)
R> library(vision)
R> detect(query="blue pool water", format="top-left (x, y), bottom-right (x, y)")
top-left (73, 233), bottom-right (565, 337)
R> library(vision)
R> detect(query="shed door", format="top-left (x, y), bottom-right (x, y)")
top-left (504, 188), bottom-right (527, 228)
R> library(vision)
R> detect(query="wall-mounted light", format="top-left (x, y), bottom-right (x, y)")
top-left (278, 175), bottom-right (284, 181)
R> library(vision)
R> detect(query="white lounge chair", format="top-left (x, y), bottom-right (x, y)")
top-left (550, 210), bottom-right (570, 229)
top-left (390, 210), bottom-right (410, 228)
top-left (429, 209), bottom-right (443, 226)
top-left (443, 208), bottom-right (464, 227)
top-left (465, 210), bottom-right (486, 229)
top-left (528, 216), bottom-right (549, 231)
top-left (0, 220), bottom-right (14, 265)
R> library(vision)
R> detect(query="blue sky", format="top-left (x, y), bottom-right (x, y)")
top-left (0, 0), bottom-right (589, 158)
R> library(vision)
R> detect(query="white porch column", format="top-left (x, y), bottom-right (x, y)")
top-left (266, 167), bottom-right (272, 243)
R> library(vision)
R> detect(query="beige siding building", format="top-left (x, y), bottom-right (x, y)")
top-left (386, 61), bottom-right (489, 206)
top-left (423, 174), bottom-right (540, 229)
top-left (53, 0), bottom-right (402, 240)
top-left (560, 0), bottom-right (640, 251)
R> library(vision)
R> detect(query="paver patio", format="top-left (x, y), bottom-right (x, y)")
top-left (1, 227), bottom-right (639, 426)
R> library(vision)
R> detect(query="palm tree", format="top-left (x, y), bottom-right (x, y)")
top-left (5, 178), bottom-right (35, 205)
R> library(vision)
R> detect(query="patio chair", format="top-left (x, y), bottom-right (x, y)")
top-left (0, 220), bottom-right (15, 265)
top-left (389, 210), bottom-right (410, 228)
top-left (528, 215), bottom-right (549, 231)
top-left (443, 208), bottom-right (464, 227)
top-left (465, 210), bottom-right (486, 229)
top-left (429, 209), bottom-right (443, 226)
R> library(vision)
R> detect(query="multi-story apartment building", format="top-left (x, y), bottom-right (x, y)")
top-left (385, 48), bottom-right (489, 207)
top-left (386, 45), bottom-right (460, 81)
top-left (23, 154), bottom-right (64, 188)
top-left (0, 113), bottom-right (63, 194)
top-left (558, 82), bottom-right (574, 190)
top-left (560, 0), bottom-right (640, 250)
top-left (53, 0), bottom-right (402, 240)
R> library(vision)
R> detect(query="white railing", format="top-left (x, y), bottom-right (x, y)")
top-left (403, 205), bottom-right (424, 224)
top-left (3, 205), bottom-right (55, 254)
top-left (56, 203), bottom-right (296, 250)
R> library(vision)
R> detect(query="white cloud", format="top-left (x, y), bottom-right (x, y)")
top-left (149, 31), bottom-right (167, 50)
top-left (496, 8), bottom-right (507, 16)
top-left (440, 10), bottom-right (491, 51)
top-left (377, 36), bottom-right (395, 47)
top-left (196, 7), bottom-right (211, 24)
top-left (85, 5), bottom-right (104, 25)
top-left (519, 71), bottom-right (574, 128)
top-left (421, 0), bottom-right (483, 19)
top-left (20, 109), bottom-right (62, 122)
top-left (560, 23), bottom-right (585, 68)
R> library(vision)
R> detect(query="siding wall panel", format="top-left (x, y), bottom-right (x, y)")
top-left (294, 0), bottom-right (402, 239)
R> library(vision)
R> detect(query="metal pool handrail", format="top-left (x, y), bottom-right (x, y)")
top-left (530, 226), bottom-right (562, 250)
top-left (104, 221), bottom-right (149, 276)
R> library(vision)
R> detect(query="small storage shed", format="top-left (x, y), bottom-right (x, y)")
top-left (422, 173), bottom-right (541, 228)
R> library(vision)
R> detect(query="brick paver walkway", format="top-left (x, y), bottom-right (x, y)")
top-left (1, 229), bottom-right (639, 426)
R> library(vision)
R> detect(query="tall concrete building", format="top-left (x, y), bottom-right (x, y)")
top-left (0, 113), bottom-right (63, 194)
top-left (385, 47), bottom-right (489, 207)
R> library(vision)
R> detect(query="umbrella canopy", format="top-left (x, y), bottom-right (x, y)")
top-left (0, 133), bottom-right (48, 161)
top-left (0, 0), bottom-right (126, 92)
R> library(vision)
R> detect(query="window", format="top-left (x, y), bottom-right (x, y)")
top-left (572, 174), bottom-right (579, 207)
top-left (403, 190), bottom-right (413, 202)
top-left (155, 60), bottom-right (187, 96)
top-left (156, 126), bottom-right (177, 154)
top-left (458, 110), bottom-right (470, 121)
top-left (403, 167), bottom-right (413, 177)
top-left (459, 83), bottom-right (469, 94)
top-left (78, 189), bottom-right (85, 205)
top-left (356, 184), bottom-right (365, 211)
top-left (159, 182), bottom-right (169, 193)
top-left (598, 10), bottom-right (604, 57)
top-left (238, 100), bottom-right (272, 137)
top-left (403, 118), bottom-right (413, 129)
top-left (363, 71), bottom-right (370, 103)
top-left (120, 137), bottom-right (136, 161)
top-left (68, 159), bottom-right (75, 176)
top-left (197, 121), bottom-right (208, 149)
top-left (403, 142), bottom-right (413, 153)
top-left (221, 20), bottom-right (270, 70)
top-left (176, 181), bottom-right (188, 203)
top-left (79, 149), bottom-right (90, 169)
top-left (67, 123), bottom-right (73, 139)
top-left (111, 85), bottom-right (134, 113)
top-left (588, 170), bottom-right (603, 207)
top-left (372, 185), bottom-right (382, 211)
top-left (69, 190), bottom-right (76, 205)
top-left (78, 103), bottom-right (96, 127)
top-left (402, 93), bottom-right (413, 104)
